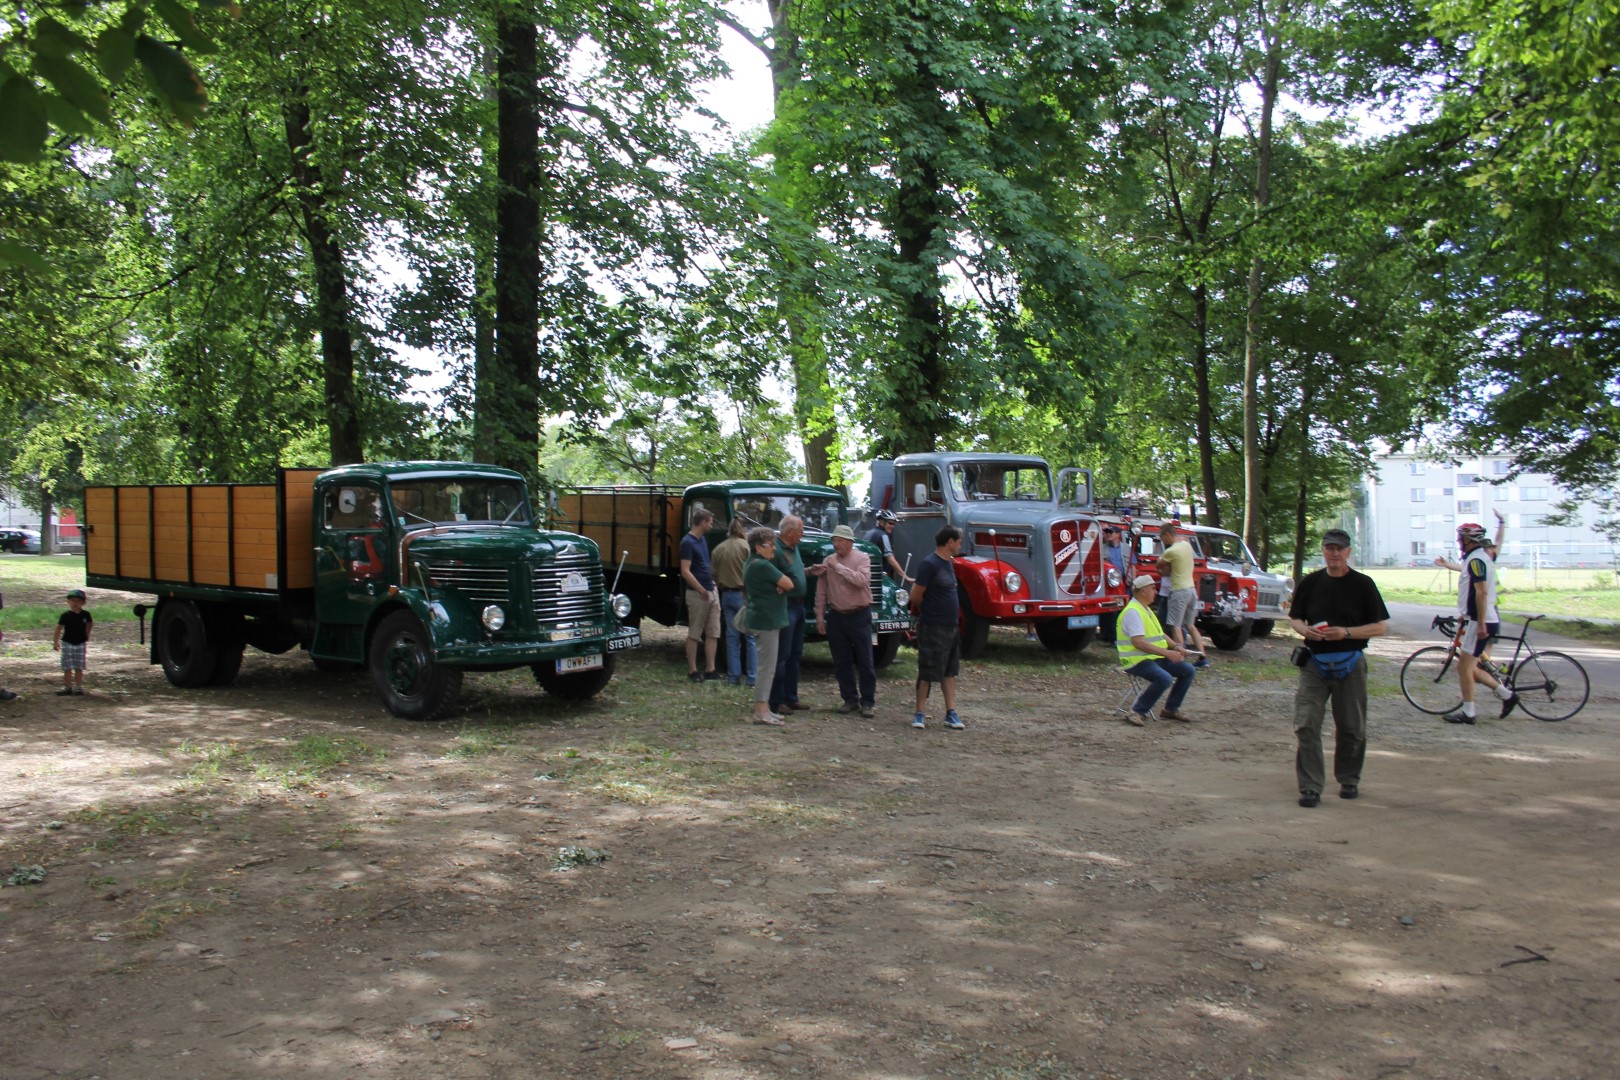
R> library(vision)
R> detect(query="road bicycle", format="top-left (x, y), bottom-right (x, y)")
top-left (1399, 614), bottom-right (1590, 721)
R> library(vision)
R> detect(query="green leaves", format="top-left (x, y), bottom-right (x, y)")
top-left (135, 35), bottom-right (209, 125)
top-left (0, 76), bottom-right (48, 162)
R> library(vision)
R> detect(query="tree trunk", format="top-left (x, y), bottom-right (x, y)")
top-left (766, 0), bottom-right (836, 486)
top-left (483, 12), bottom-right (543, 480)
top-left (1241, 23), bottom-right (1282, 552)
top-left (285, 91), bottom-right (363, 465)
top-left (1192, 282), bottom-right (1220, 526)
top-left (886, 157), bottom-right (949, 457)
top-left (38, 486), bottom-right (55, 556)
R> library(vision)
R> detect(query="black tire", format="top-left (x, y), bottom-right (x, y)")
top-left (958, 595), bottom-right (990, 659)
top-left (206, 610), bottom-right (245, 686)
top-left (1251, 619), bottom-right (1276, 638)
top-left (1207, 620), bottom-right (1253, 652)
top-left (368, 610), bottom-right (462, 721)
top-left (1510, 650), bottom-right (1590, 722)
top-left (1400, 646), bottom-right (1462, 715)
top-left (873, 632), bottom-right (902, 669)
top-left (155, 601), bottom-right (220, 688)
top-left (532, 654), bottom-right (614, 700)
top-left (1035, 620), bottom-right (1096, 654)
top-left (209, 644), bottom-right (245, 686)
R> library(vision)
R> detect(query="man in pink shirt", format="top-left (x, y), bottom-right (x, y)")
top-left (811, 525), bottom-right (877, 717)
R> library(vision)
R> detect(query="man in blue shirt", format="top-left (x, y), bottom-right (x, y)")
top-left (908, 525), bottom-right (965, 731)
top-left (679, 508), bottom-right (721, 682)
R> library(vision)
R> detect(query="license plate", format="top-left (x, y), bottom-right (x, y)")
top-left (1068, 615), bottom-right (1100, 629)
top-left (556, 654), bottom-right (604, 673)
top-left (607, 628), bottom-right (641, 652)
top-left (874, 619), bottom-right (909, 633)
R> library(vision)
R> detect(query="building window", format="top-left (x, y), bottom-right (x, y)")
top-left (1410, 489), bottom-right (1426, 503)
top-left (1457, 500), bottom-right (1480, 515)
top-left (1410, 514), bottom-right (1428, 528)
top-left (1520, 486), bottom-right (1548, 501)
top-left (1411, 541), bottom-right (1427, 556)
top-left (1408, 462), bottom-right (1426, 476)
top-left (1492, 486), bottom-right (1510, 501)
top-left (1493, 460), bottom-right (1512, 474)
top-left (1442, 515), bottom-right (1454, 524)
top-left (1442, 487), bottom-right (1453, 496)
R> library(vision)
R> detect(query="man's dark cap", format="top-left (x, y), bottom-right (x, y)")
top-left (1322, 528), bottom-right (1352, 548)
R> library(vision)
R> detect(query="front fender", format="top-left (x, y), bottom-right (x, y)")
top-left (370, 587), bottom-right (463, 653)
top-left (955, 557), bottom-right (1026, 613)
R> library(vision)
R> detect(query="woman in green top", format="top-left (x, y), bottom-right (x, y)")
top-left (744, 526), bottom-right (794, 725)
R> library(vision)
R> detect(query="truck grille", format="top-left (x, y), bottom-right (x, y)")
top-left (425, 562), bottom-right (510, 603)
top-left (532, 552), bottom-right (605, 627)
top-left (1198, 575), bottom-right (1218, 602)
top-left (869, 562), bottom-right (884, 607)
top-left (1257, 589), bottom-right (1283, 611)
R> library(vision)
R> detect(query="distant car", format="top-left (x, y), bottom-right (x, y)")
top-left (0, 528), bottom-right (42, 554)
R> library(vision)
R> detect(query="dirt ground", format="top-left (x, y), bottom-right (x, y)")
top-left (1, 584), bottom-right (1616, 1080)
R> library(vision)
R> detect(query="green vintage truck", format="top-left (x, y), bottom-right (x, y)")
top-left (552, 480), bottom-right (913, 665)
top-left (85, 462), bottom-right (639, 721)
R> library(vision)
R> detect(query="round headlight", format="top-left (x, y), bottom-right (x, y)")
top-left (1283, 577), bottom-right (1295, 595)
top-left (1003, 571), bottom-right (1022, 594)
top-left (1105, 565), bottom-right (1122, 589)
top-left (481, 604), bottom-right (506, 631)
top-left (611, 593), bottom-right (633, 619)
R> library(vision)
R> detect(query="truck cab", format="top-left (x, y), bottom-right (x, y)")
top-left (1130, 519), bottom-right (1261, 650)
top-left (1182, 524), bottom-right (1291, 641)
top-left (869, 453), bottom-right (1127, 657)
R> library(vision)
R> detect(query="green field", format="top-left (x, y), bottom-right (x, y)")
top-left (0, 554), bottom-right (107, 631)
top-left (1356, 565), bottom-right (1620, 645)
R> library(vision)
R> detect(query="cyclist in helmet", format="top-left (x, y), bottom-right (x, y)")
top-left (865, 508), bottom-right (912, 585)
top-left (1443, 518), bottom-right (1518, 724)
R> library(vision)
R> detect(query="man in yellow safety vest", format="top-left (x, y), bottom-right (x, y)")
top-left (1116, 573), bottom-right (1198, 726)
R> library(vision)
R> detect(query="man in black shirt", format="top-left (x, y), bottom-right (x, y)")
top-left (1287, 529), bottom-right (1389, 807)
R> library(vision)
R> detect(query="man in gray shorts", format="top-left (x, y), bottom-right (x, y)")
top-left (1157, 521), bottom-right (1209, 668)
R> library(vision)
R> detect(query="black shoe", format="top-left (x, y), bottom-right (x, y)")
top-left (837, 700), bottom-right (860, 714)
top-left (0, 688), bottom-right (16, 700)
top-left (56, 687), bottom-right (75, 696)
top-left (1441, 709), bottom-right (1475, 725)
top-left (1500, 692), bottom-right (1520, 719)
top-left (1339, 785), bottom-right (1359, 800)
top-left (688, 672), bottom-right (704, 684)
top-left (703, 671), bottom-right (723, 682)
top-left (1299, 791), bottom-right (1320, 808)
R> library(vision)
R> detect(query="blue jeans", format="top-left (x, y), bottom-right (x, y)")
top-left (825, 607), bottom-right (876, 707)
top-left (770, 600), bottom-right (806, 710)
top-left (720, 589), bottom-right (756, 683)
top-left (1129, 657), bottom-right (1195, 713)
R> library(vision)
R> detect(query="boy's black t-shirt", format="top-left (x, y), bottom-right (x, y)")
top-left (58, 609), bottom-right (93, 645)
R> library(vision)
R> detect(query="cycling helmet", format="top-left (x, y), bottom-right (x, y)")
top-left (1457, 522), bottom-right (1488, 543)
top-left (875, 509), bottom-right (898, 524)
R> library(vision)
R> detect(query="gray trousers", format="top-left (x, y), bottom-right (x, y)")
top-left (1293, 658), bottom-right (1368, 794)
top-left (752, 629), bottom-right (781, 706)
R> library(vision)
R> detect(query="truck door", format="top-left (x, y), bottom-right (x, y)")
top-left (1056, 468), bottom-right (1092, 508)
top-left (316, 481), bottom-right (390, 636)
top-left (892, 464), bottom-right (946, 573)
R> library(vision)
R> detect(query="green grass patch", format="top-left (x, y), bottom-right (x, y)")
top-left (1512, 616), bottom-right (1620, 648)
top-left (743, 799), bottom-right (847, 831)
top-left (1361, 566), bottom-right (1620, 620)
top-left (173, 736), bottom-right (383, 791)
top-left (446, 722), bottom-right (527, 759)
top-left (70, 804), bottom-right (182, 837)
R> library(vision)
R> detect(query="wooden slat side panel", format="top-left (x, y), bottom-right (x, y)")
top-left (189, 489), bottom-right (229, 585)
top-left (231, 488), bottom-right (280, 588)
top-left (85, 488), bottom-right (116, 576)
top-left (282, 470), bottom-right (320, 590)
top-left (115, 489), bottom-right (153, 580)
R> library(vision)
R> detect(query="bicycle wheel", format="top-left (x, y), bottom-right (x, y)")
top-left (1401, 646), bottom-right (1463, 715)
top-left (1510, 650), bottom-right (1590, 722)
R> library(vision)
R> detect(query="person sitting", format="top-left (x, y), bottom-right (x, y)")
top-left (1115, 574), bottom-right (1197, 726)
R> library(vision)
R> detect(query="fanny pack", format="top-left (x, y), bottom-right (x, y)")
top-left (1310, 650), bottom-right (1362, 681)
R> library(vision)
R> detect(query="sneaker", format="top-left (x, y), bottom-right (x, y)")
top-left (944, 711), bottom-right (965, 731)
top-left (688, 672), bottom-right (704, 684)
top-left (860, 706), bottom-right (875, 719)
top-left (912, 713), bottom-right (927, 729)
top-left (837, 700), bottom-right (860, 714)
top-left (703, 671), bottom-right (723, 682)
top-left (1026, 631), bottom-right (1039, 642)
top-left (1339, 784), bottom-right (1359, 800)
top-left (1299, 791), bottom-right (1321, 808)
top-left (72, 687), bottom-right (84, 695)
top-left (1499, 692), bottom-right (1520, 719)
top-left (746, 679), bottom-right (756, 688)
top-left (0, 688), bottom-right (16, 700)
top-left (56, 687), bottom-right (75, 696)
top-left (1441, 709), bottom-right (1476, 725)
top-left (1193, 656), bottom-right (1211, 669)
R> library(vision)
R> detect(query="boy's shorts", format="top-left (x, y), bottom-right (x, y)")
top-left (60, 642), bottom-right (88, 671)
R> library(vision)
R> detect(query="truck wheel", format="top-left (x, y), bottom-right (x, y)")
top-left (1207, 620), bottom-right (1254, 652)
top-left (369, 610), bottom-right (462, 721)
top-left (874, 632), bottom-right (902, 669)
top-left (532, 655), bottom-right (614, 700)
top-left (958, 596), bottom-right (990, 660)
top-left (209, 644), bottom-right (246, 686)
top-left (1035, 621), bottom-right (1096, 654)
top-left (156, 600), bottom-right (221, 688)
top-left (1250, 619), bottom-right (1275, 638)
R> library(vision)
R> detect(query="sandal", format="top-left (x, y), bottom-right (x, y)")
top-left (752, 715), bottom-right (786, 726)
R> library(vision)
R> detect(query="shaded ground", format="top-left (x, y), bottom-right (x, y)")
top-left (1, 578), bottom-right (1616, 1079)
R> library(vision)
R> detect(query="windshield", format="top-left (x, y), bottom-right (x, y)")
top-left (1197, 531), bottom-right (1258, 565)
top-left (729, 494), bottom-right (844, 535)
top-left (949, 463), bottom-right (1052, 502)
top-left (389, 478), bottom-right (529, 526)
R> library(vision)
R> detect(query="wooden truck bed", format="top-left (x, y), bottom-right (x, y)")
top-left (551, 486), bottom-right (682, 576)
top-left (85, 469), bottom-right (323, 594)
